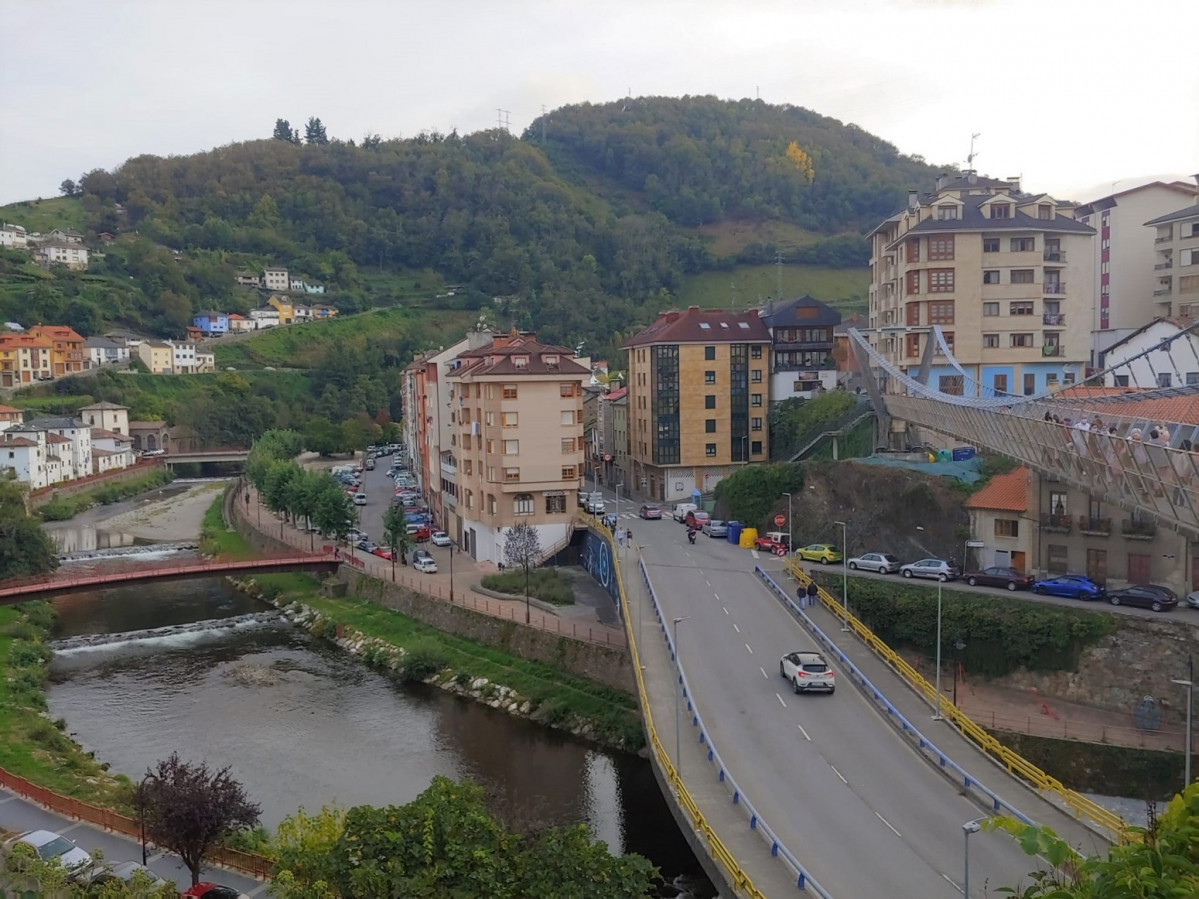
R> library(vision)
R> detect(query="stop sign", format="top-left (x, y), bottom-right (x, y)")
top-left (774, 514), bottom-right (786, 527)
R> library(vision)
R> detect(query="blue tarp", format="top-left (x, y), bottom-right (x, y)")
top-left (854, 454), bottom-right (984, 485)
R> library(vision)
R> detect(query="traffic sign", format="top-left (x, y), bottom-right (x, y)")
top-left (966, 540), bottom-right (986, 548)
top-left (774, 514), bottom-right (786, 527)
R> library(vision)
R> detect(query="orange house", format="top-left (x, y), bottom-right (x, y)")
top-left (27, 325), bottom-right (86, 377)
top-left (0, 333), bottom-right (55, 385)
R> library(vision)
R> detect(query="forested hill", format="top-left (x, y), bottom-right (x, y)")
top-left (11, 97), bottom-right (941, 356)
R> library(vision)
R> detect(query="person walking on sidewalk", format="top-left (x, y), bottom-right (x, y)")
top-left (806, 578), bottom-right (819, 609)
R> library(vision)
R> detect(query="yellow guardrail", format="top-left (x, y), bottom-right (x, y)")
top-left (596, 522), bottom-right (769, 899)
top-left (783, 557), bottom-right (1130, 843)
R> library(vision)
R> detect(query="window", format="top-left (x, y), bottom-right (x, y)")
top-left (1187, 372), bottom-right (1199, 387)
top-left (514, 493), bottom-right (533, 514)
top-left (1011, 333), bottom-right (1034, 348)
top-left (983, 302), bottom-right (999, 317)
top-left (1157, 372), bottom-right (1172, 388)
top-left (983, 238), bottom-right (1000, 253)
top-left (463, 459), bottom-right (473, 475)
top-left (1011, 269), bottom-right (1035, 284)
top-left (704, 346), bottom-right (716, 360)
top-left (1010, 301), bottom-right (1035, 315)
top-left (705, 370), bottom-right (716, 384)
top-left (751, 417), bottom-right (763, 431)
top-left (1113, 374), bottom-right (1130, 387)
top-left (705, 419), bottom-right (716, 433)
top-left (1010, 237), bottom-right (1035, 252)
top-left (485, 412), bottom-right (494, 427)
top-left (502, 384), bottom-right (518, 399)
top-left (983, 270), bottom-right (1000, 284)
top-left (906, 239), bottom-right (920, 263)
top-left (929, 236), bottom-right (955, 259)
top-left (905, 333), bottom-right (920, 357)
top-left (503, 439), bottom-right (519, 455)
top-left (906, 303), bottom-right (921, 326)
top-left (504, 467), bottom-right (520, 482)
top-left (991, 204), bottom-right (1011, 219)
top-left (751, 393), bottom-right (762, 407)
top-left (559, 383), bottom-right (576, 397)
top-left (561, 465), bottom-right (576, 480)
top-left (983, 333), bottom-right (1000, 348)
top-left (1023, 373), bottom-right (1036, 395)
top-left (992, 373), bottom-right (1008, 394)
top-left (546, 493), bottom-right (566, 514)
top-left (935, 205), bottom-right (958, 221)
top-left (705, 395), bottom-right (716, 409)
top-left (929, 302), bottom-right (954, 324)
top-left (486, 439), bottom-right (495, 454)
top-left (705, 443), bottom-right (717, 457)
top-left (488, 494), bottom-right (497, 514)
top-left (560, 410), bottom-right (574, 426)
top-left (906, 270), bottom-right (920, 294)
top-left (751, 346), bottom-right (762, 359)
top-left (1038, 205), bottom-right (1051, 220)
top-left (751, 441), bottom-right (762, 455)
top-left (561, 438), bottom-right (574, 453)
top-left (928, 269), bottom-right (955, 292)
top-left (995, 519), bottom-right (1019, 537)
top-left (502, 411), bottom-right (518, 427)
top-left (751, 369), bottom-right (762, 383)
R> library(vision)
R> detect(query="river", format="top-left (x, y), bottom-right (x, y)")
top-left (43, 557), bottom-right (714, 896)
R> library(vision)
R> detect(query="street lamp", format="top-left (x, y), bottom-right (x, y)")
top-left (834, 520), bottom-right (848, 631)
top-left (1172, 653), bottom-right (1194, 788)
top-left (953, 636), bottom-right (966, 707)
top-left (933, 576), bottom-right (944, 720)
top-left (673, 616), bottom-right (691, 768)
top-left (963, 819), bottom-right (983, 898)
top-left (782, 491), bottom-right (793, 548)
top-left (137, 773), bottom-right (154, 865)
top-left (615, 483), bottom-right (625, 555)
top-left (741, 435), bottom-right (747, 463)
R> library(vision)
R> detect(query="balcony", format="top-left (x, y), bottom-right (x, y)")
top-left (1043, 250), bottom-right (1067, 262)
top-left (1078, 515), bottom-right (1112, 536)
top-left (1043, 283), bottom-right (1066, 295)
top-left (1042, 312), bottom-right (1066, 326)
top-left (1121, 518), bottom-right (1157, 539)
top-left (1155, 233), bottom-right (1173, 244)
top-left (1154, 288), bottom-right (1173, 297)
top-left (1041, 344), bottom-right (1064, 357)
top-left (1154, 261), bottom-right (1174, 271)
top-left (1040, 512), bottom-right (1072, 533)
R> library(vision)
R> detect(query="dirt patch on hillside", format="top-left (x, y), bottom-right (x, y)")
top-left (779, 460), bottom-right (970, 563)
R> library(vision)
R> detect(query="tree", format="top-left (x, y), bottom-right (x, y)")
top-left (272, 118), bottom-right (294, 142)
top-left (59, 178), bottom-right (79, 197)
top-left (382, 505), bottom-right (410, 575)
top-left (138, 752), bottom-right (261, 886)
top-left (0, 474), bottom-right (59, 579)
top-left (502, 521), bottom-right (541, 624)
top-left (785, 141), bottom-right (815, 182)
top-left (304, 117), bottom-right (329, 145)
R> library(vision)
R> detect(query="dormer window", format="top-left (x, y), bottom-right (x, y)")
top-left (542, 354), bottom-right (559, 366)
top-left (513, 355), bottom-right (528, 368)
top-left (935, 205), bottom-right (958, 221)
top-left (991, 204), bottom-right (1012, 219)
top-left (1038, 204), bottom-right (1052, 220)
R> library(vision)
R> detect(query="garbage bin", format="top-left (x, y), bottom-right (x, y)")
top-left (951, 446), bottom-right (976, 462)
top-left (739, 527), bottom-right (759, 549)
top-left (727, 522), bottom-right (743, 545)
top-left (936, 449), bottom-right (952, 463)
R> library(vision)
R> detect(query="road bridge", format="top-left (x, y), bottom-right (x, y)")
top-left (161, 448), bottom-right (249, 465)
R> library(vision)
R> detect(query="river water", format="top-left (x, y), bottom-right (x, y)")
top-left (44, 562), bottom-right (713, 896)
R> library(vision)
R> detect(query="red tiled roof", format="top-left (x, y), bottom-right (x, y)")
top-left (0, 404), bottom-right (20, 413)
top-left (622, 306), bottom-right (771, 348)
top-left (603, 387), bottom-right (628, 401)
top-left (966, 466), bottom-right (1029, 512)
top-left (90, 427), bottom-right (130, 441)
top-left (45, 432), bottom-right (71, 444)
top-left (0, 436), bottom-right (38, 447)
top-left (453, 335), bottom-right (589, 377)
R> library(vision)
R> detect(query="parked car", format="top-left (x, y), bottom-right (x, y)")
top-left (180, 884), bottom-right (249, 899)
top-left (684, 509), bottom-right (710, 529)
top-left (1106, 584), bottom-right (1178, 612)
top-left (411, 525), bottom-right (432, 542)
top-left (900, 558), bottom-right (959, 581)
top-left (1031, 574), bottom-right (1105, 600)
top-left (82, 860), bottom-right (168, 889)
top-left (371, 546), bottom-right (393, 561)
top-left (702, 518), bottom-right (728, 538)
top-left (779, 650), bottom-right (835, 694)
top-left (414, 556), bottom-right (438, 574)
top-left (353, 493), bottom-right (367, 506)
top-left (639, 504), bottom-right (662, 520)
top-left (753, 531), bottom-right (790, 554)
top-left (795, 543), bottom-right (843, 565)
top-left (2, 830), bottom-right (92, 877)
top-left (1188, 590), bottom-right (1199, 610)
top-left (412, 548), bottom-right (433, 563)
top-left (964, 566), bottom-right (1035, 591)
top-left (587, 497), bottom-right (606, 515)
top-left (430, 531), bottom-right (453, 547)
top-left (356, 539), bottom-right (376, 553)
top-left (846, 552), bottom-right (901, 574)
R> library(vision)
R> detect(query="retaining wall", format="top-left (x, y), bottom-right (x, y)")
top-left (28, 460), bottom-right (165, 508)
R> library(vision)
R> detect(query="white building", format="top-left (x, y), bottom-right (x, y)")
top-left (0, 430), bottom-right (48, 489)
top-left (167, 341), bottom-right (198, 374)
top-left (1102, 318), bottom-right (1199, 389)
top-left (293, 303), bottom-right (312, 321)
top-left (249, 308), bottom-right (280, 328)
top-left (263, 267), bottom-right (289, 291)
top-left (289, 277), bottom-right (305, 292)
top-left (83, 336), bottom-right (130, 368)
top-left (0, 223), bottom-right (28, 248)
top-left (89, 428), bottom-right (135, 473)
top-left (226, 314), bottom-right (254, 333)
top-left (39, 242), bottom-right (89, 270)
top-left (23, 416), bottom-right (93, 481)
top-left (196, 350), bottom-right (215, 372)
top-left (79, 401), bottom-right (129, 435)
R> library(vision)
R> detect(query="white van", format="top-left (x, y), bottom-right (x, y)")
top-left (672, 502), bottom-right (697, 522)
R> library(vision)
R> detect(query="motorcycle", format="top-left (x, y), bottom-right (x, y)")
top-left (687, 528), bottom-right (697, 545)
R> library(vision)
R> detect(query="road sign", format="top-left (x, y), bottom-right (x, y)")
top-left (774, 514), bottom-right (786, 527)
top-left (966, 540), bottom-right (986, 548)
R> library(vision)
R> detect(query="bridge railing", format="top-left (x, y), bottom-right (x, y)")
top-left (778, 558), bottom-right (1128, 843)
top-left (615, 533), bottom-right (830, 897)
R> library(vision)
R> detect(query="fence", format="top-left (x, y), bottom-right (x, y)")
top-left (780, 557), bottom-right (1130, 843)
top-left (0, 766), bottom-right (274, 879)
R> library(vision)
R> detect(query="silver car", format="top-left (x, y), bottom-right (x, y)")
top-left (847, 552), bottom-right (901, 574)
top-left (1187, 591), bottom-right (1199, 610)
top-left (3, 830), bottom-right (93, 877)
top-left (702, 519), bottom-right (728, 538)
top-left (900, 558), bottom-right (960, 582)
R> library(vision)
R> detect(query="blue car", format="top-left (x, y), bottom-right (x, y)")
top-left (1031, 575), bottom-right (1105, 600)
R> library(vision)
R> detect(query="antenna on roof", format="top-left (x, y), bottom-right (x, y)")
top-left (966, 132), bottom-right (981, 172)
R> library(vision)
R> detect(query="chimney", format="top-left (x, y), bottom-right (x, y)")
top-left (935, 173), bottom-right (947, 191)
top-left (907, 189), bottom-right (919, 211)
top-left (1006, 175), bottom-right (1022, 194)
top-left (492, 334), bottom-right (511, 348)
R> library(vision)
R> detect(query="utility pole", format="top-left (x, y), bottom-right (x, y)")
top-left (496, 108), bottom-right (511, 133)
top-left (540, 104), bottom-right (547, 144)
top-left (775, 250), bottom-right (784, 301)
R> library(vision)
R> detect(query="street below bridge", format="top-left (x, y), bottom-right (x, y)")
top-left (603, 485), bottom-right (1109, 897)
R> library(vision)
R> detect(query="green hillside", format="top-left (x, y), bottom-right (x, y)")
top-left (0, 197), bottom-right (86, 233)
top-left (676, 265), bottom-right (869, 316)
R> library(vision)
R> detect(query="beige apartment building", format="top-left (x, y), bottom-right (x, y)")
top-left (1145, 195), bottom-right (1199, 323)
top-left (869, 174), bottom-right (1094, 400)
top-left (447, 333), bottom-right (588, 563)
top-left (624, 307), bottom-right (772, 502)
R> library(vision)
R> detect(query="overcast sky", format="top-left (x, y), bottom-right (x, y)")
top-left (2, 0), bottom-right (1195, 207)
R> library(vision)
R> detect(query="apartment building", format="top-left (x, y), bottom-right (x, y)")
top-left (446, 334), bottom-right (588, 563)
top-left (0, 332), bottom-right (54, 386)
top-left (759, 295), bottom-right (841, 401)
top-left (1075, 180), bottom-right (1198, 363)
top-left (624, 306), bottom-right (772, 502)
top-left (869, 173), bottom-right (1095, 399)
top-left (263, 267), bottom-right (289, 292)
top-left (137, 340), bottom-right (173, 374)
top-left (1145, 195), bottom-right (1199, 323)
top-left (28, 325), bottom-right (85, 377)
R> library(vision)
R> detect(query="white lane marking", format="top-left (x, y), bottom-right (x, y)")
top-left (942, 874), bottom-right (958, 890)
top-left (733, 623), bottom-right (740, 633)
top-left (760, 667), bottom-right (769, 679)
top-left (722, 606), bottom-right (729, 615)
top-left (744, 643), bottom-right (754, 655)
top-left (776, 693), bottom-right (787, 708)
top-left (705, 579), bottom-right (711, 587)
top-left (830, 765), bottom-right (848, 784)
top-left (713, 592), bottom-right (719, 600)
top-left (797, 723), bottom-right (811, 741)
top-left (876, 812), bottom-right (902, 837)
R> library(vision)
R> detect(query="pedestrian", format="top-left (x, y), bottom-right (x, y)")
top-left (625, 526), bottom-right (633, 545)
top-left (796, 586), bottom-right (806, 609)
top-left (616, 528), bottom-right (624, 547)
top-left (806, 578), bottom-right (819, 609)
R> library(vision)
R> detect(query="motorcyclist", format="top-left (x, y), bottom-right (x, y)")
top-left (687, 526), bottom-right (697, 544)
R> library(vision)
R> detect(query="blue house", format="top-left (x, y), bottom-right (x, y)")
top-left (192, 311), bottom-right (229, 336)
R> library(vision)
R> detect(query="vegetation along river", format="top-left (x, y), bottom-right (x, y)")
top-left (43, 567), bottom-right (714, 896)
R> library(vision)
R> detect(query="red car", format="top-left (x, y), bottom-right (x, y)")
top-left (684, 510), bottom-right (710, 529)
top-left (371, 546), bottom-right (393, 561)
top-left (753, 531), bottom-right (791, 555)
top-left (180, 884), bottom-right (248, 899)
top-left (407, 525), bottom-right (432, 542)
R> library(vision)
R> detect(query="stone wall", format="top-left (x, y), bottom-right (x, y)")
top-left (339, 568), bottom-right (634, 695)
top-left (28, 460), bottom-right (165, 508)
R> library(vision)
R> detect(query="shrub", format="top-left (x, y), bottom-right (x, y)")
top-left (398, 642), bottom-right (449, 682)
top-left (8, 641), bottom-right (49, 668)
top-left (479, 568), bottom-right (575, 605)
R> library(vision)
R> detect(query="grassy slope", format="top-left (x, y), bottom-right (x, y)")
top-left (691, 219), bottom-right (823, 258)
top-left (0, 197), bottom-right (86, 232)
top-left (676, 264), bottom-right (869, 316)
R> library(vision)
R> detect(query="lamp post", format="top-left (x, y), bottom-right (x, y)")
top-left (616, 483), bottom-right (624, 556)
top-left (953, 636), bottom-right (966, 707)
top-left (673, 616), bottom-right (691, 768)
top-left (933, 577), bottom-right (944, 720)
top-left (834, 520), bottom-right (849, 630)
top-left (741, 435), bottom-right (747, 463)
top-left (448, 538), bottom-right (454, 601)
top-left (137, 773), bottom-right (154, 865)
top-left (1172, 653), bottom-right (1194, 788)
top-left (782, 491), bottom-right (793, 548)
top-left (963, 819), bottom-right (982, 898)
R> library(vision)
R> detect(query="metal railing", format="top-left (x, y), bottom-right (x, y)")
top-left (1078, 516), bottom-right (1112, 535)
top-left (1041, 345), bottom-right (1064, 357)
top-left (1154, 234), bottom-right (1173, 244)
top-left (1154, 262), bottom-right (1173, 271)
top-left (1121, 518), bottom-right (1157, 538)
top-left (1043, 283), bottom-right (1066, 295)
top-left (776, 559), bottom-right (1129, 843)
top-left (1042, 313), bottom-right (1066, 325)
top-left (1043, 251), bottom-right (1067, 262)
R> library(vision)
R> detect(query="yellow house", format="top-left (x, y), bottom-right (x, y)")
top-left (268, 296), bottom-right (295, 324)
top-left (137, 340), bottom-right (174, 374)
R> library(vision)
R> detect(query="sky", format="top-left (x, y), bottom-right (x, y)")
top-left (2, 0), bottom-right (1196, 207)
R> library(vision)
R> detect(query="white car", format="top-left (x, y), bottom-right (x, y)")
top-left (3, 830), bottom-right (93, 876)
top-left (430, 531), bottom-right (452, 547)
top-left (586, 498), bottom-right (606, 515)
top-left (846, 552), bottom-right (902, 574)
top-left (779, 651), bottom-right (835, 694)
top-left (414, 556), bottom-right (438, 574)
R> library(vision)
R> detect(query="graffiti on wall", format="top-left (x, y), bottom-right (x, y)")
top-left (579, 529), bottom-right (620, 608)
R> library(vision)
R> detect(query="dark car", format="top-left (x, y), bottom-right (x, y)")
top-left (639, 504), bottom-right (662, 520)
top-left (1107, 584), bottom-right (1178, 612)
top-left (964, 566), bottom-right (1035, 591)
top-left (180, 884), bottom-right (248, 899)
top-left (1031, 575), bottom-right (1105, 601)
